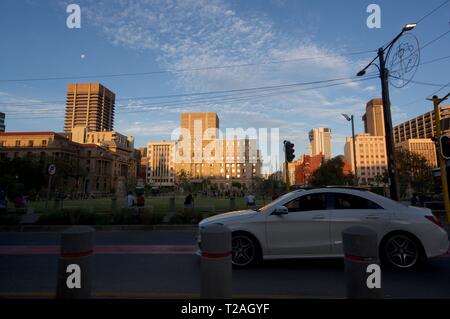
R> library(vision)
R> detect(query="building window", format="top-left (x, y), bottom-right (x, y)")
top-left (15, 140), bottom-right (20, 147)
top-left (42, 140), bottom-right (47, 147)
top-left (28, 141), bottom-right (34, 147)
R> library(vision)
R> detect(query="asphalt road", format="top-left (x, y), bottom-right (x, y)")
top-left (1, 230), bottom-right (449, 299)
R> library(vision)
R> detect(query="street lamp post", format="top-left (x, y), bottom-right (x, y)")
top-left (357, 23), bottom-right (417, 201)
top-left (342, 114), bottom-right (358, 185)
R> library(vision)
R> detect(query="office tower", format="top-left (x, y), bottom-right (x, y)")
top-left (308, 128), bottom-right (331, 160)
top-left (363, 98), bottom-right (385, 136)
top-left (147, 142), bottom-right (176, 186)
top-left (395, 138), bottom-right (438, 167)
top-left (64, 83), bottom-right (115, 133)
top-left (344, 133), bottom-right (387, 185)
top-left (393, 105), bottom-right (450, 143)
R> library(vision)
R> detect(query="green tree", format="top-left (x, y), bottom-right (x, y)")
top-left (310, 156), bottom-right (355, 187)
top-left (394, 149), bottom-right (434, 198)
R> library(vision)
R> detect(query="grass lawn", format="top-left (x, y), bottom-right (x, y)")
top-left (25, 195), bottom-right (272, 215)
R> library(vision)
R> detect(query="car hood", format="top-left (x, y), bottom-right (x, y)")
top-left (199, 209), bottom-right (258, 226)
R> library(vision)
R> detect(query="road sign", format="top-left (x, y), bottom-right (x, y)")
top-left (47, 163), bottom-right (57, 176)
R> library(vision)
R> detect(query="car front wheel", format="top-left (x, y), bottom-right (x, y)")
top-left (231, 233), bottom-right (260, 268)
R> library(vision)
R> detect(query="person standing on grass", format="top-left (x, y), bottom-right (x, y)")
top-left (246, 193), bottom-right (256, 207)
top-left (137, 194), bottom-right (145, 207)
top-left (126, 191), bottom-right (136, 207)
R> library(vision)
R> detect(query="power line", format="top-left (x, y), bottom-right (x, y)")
top-left (1, 74), bottom-right (378, 111)
top-left (0, 50), bottom-right (377, 83)
top-left (6, 76), bottom-right (378, 120)
top-left (419, 54), bottom-right (450, 66)
top-left (416, 0), bottom-right (450, 23)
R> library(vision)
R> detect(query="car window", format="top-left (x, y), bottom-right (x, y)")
top-left (285, 193), bottom-right (327, 212)
top-left (333, 193), bottom-right (383, 210)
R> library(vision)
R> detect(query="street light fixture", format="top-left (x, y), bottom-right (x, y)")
top-left (356, 23), bottom-right (417, 201)
top-left (342, 114), bottom-right (358, 186)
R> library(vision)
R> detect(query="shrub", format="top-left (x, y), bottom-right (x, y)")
top-left (170, 211), bottom-right (204, 224)
top-left (141, 212), bottom-right (165, 225)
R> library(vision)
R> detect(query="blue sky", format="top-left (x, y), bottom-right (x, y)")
top-left (0, 0), bottom-right (449, 172)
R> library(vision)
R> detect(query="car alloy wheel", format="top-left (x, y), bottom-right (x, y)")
top-left (385, 235), bottom-right (419, 268)
top-left (232, 235), bottom-right (256, 267)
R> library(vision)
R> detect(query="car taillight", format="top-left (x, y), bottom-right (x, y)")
top-left (425, 215), bottom-right (443, 227)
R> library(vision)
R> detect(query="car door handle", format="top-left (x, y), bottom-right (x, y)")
top-left (365, 215), bottom-right (379, 219)
top-left (312, 215), bottom-right (325, 220)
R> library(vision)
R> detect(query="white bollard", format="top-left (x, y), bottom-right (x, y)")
top-left (342, 226), bottom-right (382, 299)
top-left (56, 226), bottom-right (95, 299)
top-left (200, 224), bottom-right (232, 299)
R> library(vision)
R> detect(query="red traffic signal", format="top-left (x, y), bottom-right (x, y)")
top-left (284, 141), bottom-right (295, 163)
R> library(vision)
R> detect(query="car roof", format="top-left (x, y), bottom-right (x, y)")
top-left (292, 187), bottom-right (403, 209)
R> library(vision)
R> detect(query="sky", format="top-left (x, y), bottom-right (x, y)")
top-left (0, 0), bottom-right (449, 173)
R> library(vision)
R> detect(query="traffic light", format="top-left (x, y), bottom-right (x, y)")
top-left (440, 135), bottom-right (450, 159)
top-left (284, 140), bottom-right (295, 163)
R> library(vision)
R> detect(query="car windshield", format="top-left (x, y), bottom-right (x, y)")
top-left (255, 192), bottom-right (300, 212)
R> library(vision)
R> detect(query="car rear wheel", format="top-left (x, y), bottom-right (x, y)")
top-left (231, 233), bottom-right (259, 268)
top-left (382, 234), bottom-right (423, 269)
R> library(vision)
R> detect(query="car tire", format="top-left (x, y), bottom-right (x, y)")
top-left (380, 232), bottom-right (425, 270)
top-left (231, 232), bottom-right (261, 268)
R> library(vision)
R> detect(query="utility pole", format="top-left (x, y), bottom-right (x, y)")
top-left (430, 93), bottom-right (450, 223)
top-left (342, 114), bottom-right (358, 185)
top-left (357, 24), bottom-right (417, 200)
top-left (378, 48), bottom-right (400, 201)
top-left (351, 115), bottom-right (358, 186)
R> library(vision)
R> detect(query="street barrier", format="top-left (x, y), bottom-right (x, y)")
top-left (56, 226), bottom-right (95, 299)
top-left (200, 223), bottom-right (232, 299)
top-left (342, 226), bottom-right (382, 299)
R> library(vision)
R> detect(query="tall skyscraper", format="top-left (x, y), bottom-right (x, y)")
top-left (0, 112), bottom-right (5, 132)
top-left (308, 127), bottom-right (331, 160)
top-left (64, 83), bottom-right (115, 133)
top-left (363, 98), bottom-right (385, 136)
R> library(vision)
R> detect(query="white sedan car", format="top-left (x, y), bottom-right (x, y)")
top-left (198, 188), bottom-right (449, 269)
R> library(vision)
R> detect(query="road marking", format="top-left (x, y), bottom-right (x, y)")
top-left (0, 245), bottom-right (197, 255)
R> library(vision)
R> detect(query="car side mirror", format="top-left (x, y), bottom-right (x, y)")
top-left (272, 206), bottom-right (288, 216)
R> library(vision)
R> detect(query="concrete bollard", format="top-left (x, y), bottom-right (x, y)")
top-left (342, 226), bottom-right (382, 299)
top-left (200, 224), bottom-right (232, 299)
top-left (229, 197), bottom-right (235, 210)
top-left (169, 197), bottom-right (176, 213)
top-left (56, 226), bottom-right (95, 299)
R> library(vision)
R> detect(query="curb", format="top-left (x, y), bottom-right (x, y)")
top-left (0, 224), bottom-right (198, 232)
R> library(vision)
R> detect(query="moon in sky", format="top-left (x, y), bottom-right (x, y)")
top-left (81, 54), bottom-right (86, 59)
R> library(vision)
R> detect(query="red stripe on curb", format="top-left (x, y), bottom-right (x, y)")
top-left (0, 245), bottom-right (197, 255)
top-left (344, 254), bottom-right (376, 262)
top-left (61, 249), bottom-right (94, 258)
top-left (202, 251), bottom-right (231, 259)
